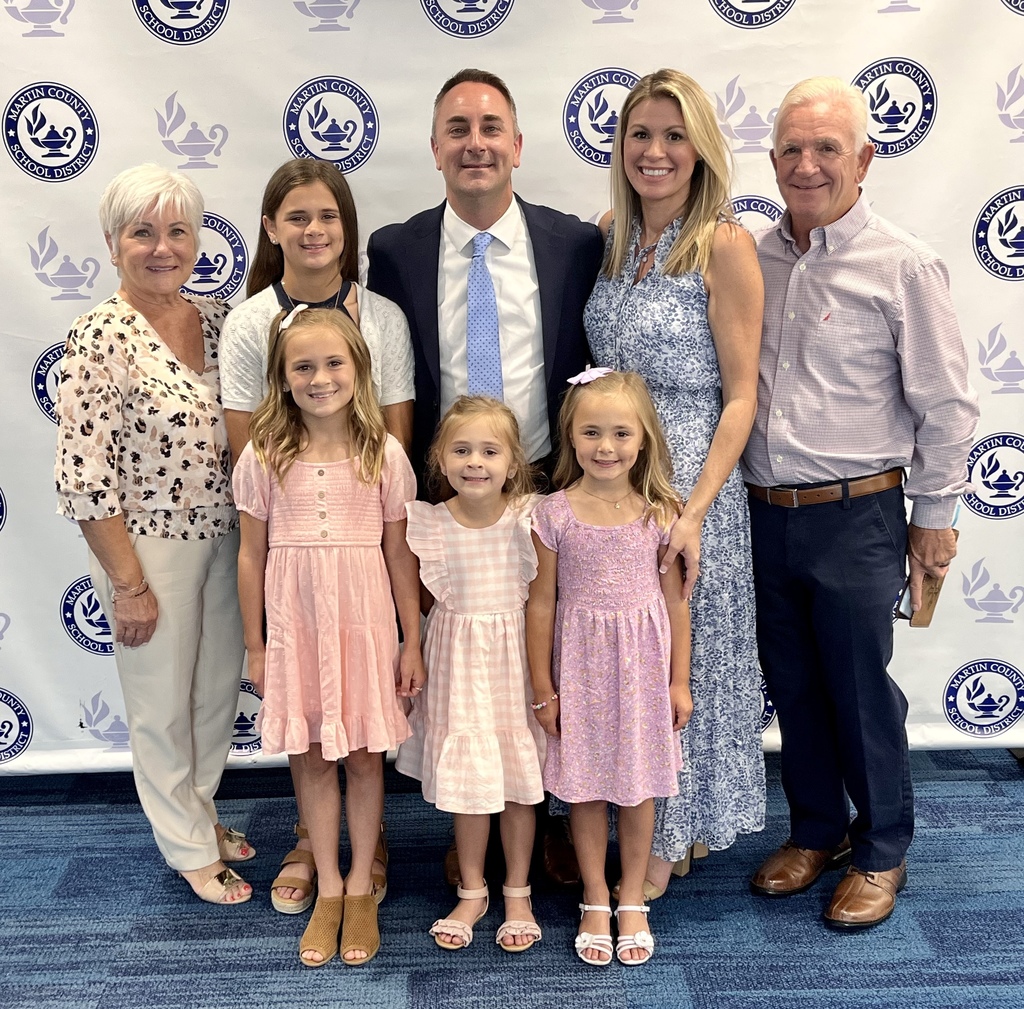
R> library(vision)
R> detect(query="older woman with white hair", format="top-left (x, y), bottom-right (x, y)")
top-left (54, 163), bottom-right (253, 905)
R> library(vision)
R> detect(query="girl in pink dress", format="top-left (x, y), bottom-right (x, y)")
top-left (398, 396), bottom-right (545, 954)
top-left (234, 306), bottom-right (424, 968)
top-left (527, 369), bottom-right (692, 967)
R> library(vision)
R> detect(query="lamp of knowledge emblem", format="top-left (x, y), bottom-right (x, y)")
top-left (962, 433), bottom-right (1024, 520)
top-left (4, 0), bottom-right (75, 37)
top-left (0, 687), bottom-right (33, 764)
top-left (132, 0), bottom-right (229, 45)
top-left (4, 82), bottom-right (97, 182)
top-left (29, 226), bottom-right (100, 301)
top-left (563, 69), bottom-right (640, 167)
top-left (420, 0), bottom-right (515, 38)
top-left (156, 93), bottom-right (227, 170)
top-left (961, 559), bottom-right (1024, 624)
top-left (294, 0), bottom-right (362, 31)
top-left (716, 77), bottom-right (776, 154)
top-left (230, 680), bottom-right (263, 756)
top-left (80, 692), bottom-right (130, 751)
top-left (61, 576), bottom-right (113, 655)
top-left (32, 342), bottom-right (64, 423)
top-left (997, 65), bottom-right (1024, 143)
top-left (974, 188), bottom-right (1024, 280)
top-left (944, 659), bottom-right (1024, 738)
top-left (580, 0), bottom-right (640, 23)
top-left (853, 59), bottom-right (936, 157)
top-left (181, 213), bottom-right (247, 302)
top-left (284, 77), bottom-right (378, 174)
top-left (978, 324), bottom-right (1024, 394)
top-left (709, 0), bottom-right (795, 30)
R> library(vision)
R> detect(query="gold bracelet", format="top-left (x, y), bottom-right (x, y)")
top-left (530, 693), bottom-right (559, 711)
top-left (112, 579), bottom-right (149, 602)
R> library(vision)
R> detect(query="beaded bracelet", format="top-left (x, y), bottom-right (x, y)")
top-left (112, 579), bottom-right (149, 602)
top-left (530, 693), bottom-right (559, 711)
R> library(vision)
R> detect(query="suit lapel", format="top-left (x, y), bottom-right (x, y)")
top-left (407, 203), bottom-right (444, 393)
top-left (520, 198), bottom-right (565, 385)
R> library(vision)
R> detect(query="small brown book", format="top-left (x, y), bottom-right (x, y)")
top-left (908, 529), bottom-right (959, 628)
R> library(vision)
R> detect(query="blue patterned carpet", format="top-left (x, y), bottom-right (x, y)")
top-left (1, 751), bottom-right (1022, 1009)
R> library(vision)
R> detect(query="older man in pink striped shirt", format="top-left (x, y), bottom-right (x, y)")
top-left (741, 77), bottom-right (978, 930)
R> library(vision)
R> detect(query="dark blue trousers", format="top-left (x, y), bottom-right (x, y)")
top-left (749, 485), bottom-right (913, 872)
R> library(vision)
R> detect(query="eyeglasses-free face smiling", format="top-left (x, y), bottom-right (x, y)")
top-left (623, 97), bottom-right (701, 216)
top-left (110, 207), bottom-right (197, 301)
top-left (571, 392), bottom-right (644, 490)
top-left (440, 416), bottom-right (515, 502)
top-left (283, 325), bottom-right (356, 429)
top-left (265, 181), bottom-right (345, 279)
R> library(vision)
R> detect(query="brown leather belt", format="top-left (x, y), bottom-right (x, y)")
top-left (746, 469), bottom-right (903, 508)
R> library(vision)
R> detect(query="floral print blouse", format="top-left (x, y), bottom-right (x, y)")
top-left (54, 293), bottom-right (237, 539)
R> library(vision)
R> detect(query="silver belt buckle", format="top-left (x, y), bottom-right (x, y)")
top-left (769, 487), bottom-right (800, 508)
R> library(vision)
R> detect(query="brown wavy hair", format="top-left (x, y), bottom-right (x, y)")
top-left (426, 396), bottom-right (536, 503)
top-left (246, 159), bottom-right (359, 298)
top-left (248, 307), bottom-right (387, 487)
top-left (553, 372), bottom-right (681, 530)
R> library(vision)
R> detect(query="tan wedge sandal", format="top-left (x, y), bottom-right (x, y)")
top-left (299, 895), bottom-right (344, 968)
top-left (340, 893), bottom-right (380, 965)
top-left (271, 822), bottom-right (317, 915)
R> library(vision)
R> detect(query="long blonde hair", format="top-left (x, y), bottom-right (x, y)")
top-left (605, 68), bottom-right (734, 279)
top-left (426, 396), bottom-right (536, 503)
top-left (553, 372), bottom-right (681, 530)
top-left (248, 308), bottom-right (387, 487)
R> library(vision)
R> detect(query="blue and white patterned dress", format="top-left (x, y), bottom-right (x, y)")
top-left (583, 216), bottom-right (765, 857)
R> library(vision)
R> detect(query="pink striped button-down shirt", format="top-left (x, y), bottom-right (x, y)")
top-left (741, 195), bottom-right (979, 529)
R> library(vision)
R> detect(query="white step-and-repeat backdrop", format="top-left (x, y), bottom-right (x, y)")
top-left (1, 0), bottom-right (1022, 773)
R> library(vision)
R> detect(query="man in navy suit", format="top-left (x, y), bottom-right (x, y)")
top-left (367, 67), bottom-right (604, 491)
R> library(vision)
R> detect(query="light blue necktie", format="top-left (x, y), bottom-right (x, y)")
top-left (465, 231), bottom-right (503, 399)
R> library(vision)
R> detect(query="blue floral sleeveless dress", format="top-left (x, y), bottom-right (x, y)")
top-left (583, 216), bottom-right (765, 857)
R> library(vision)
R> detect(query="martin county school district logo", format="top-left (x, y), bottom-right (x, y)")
top-left (1000, 0), bottom-right (1024, 17)
top-left (962, 432), bottom-right (1024, 520)
top-left (61, 576), bottom-right (113, 655)
top-left (974, 187), bottom-right (1024, 281)
top-left (997, 65), bottom-right (1024, 144)
top-left (4, 0), bottom-right (75, 37)
top-left (294, 0), bottom-right (363, 31)
top-left (944, 659), bottom-right (1024, 738)
top-left (4, 82), bottom-right (97, 182)
top-left (29, 227), bottom-right (100, 302)
top-left (32, 342), bottom-right (64, 423)
top-left (732, 195), bottom-right (784, 232)
top-left (284, 77), bottom-right (378, 174)
top-left (155, 92), bottom-right (227, 170)
top-left (420, 0), bottom-right (515, 38)
top-left (759, 675), bottom-right (776, 732)
top-left (716, 77), bottom-right (776, 154)
top-left (230, 680), bottom-right (263, 756)
top-left (132, 0), bottom-right (228, 45)
top-left (961, 558), bottom-right (1024, 624)
top-left (853, 59), bottom-right (936, 158)
top-left (180, 213), bottom-right (247, 302)
top-left (79, 691), bottom-right (130, 751)
top-left (0, 687), bottom-right (33, 764)
top-left (709, 0), bottom-right (794, 30)
top-left (978, 324), bottom-right (1024, 395)
top-left (563, 68), bottom-right (640, 168)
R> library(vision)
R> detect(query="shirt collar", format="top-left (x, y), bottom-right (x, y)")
top-left (444, 197), bottom-right (522, 255)
top-left (775, 190), bottom-right (872, 256)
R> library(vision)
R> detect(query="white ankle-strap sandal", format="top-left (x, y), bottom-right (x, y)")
top-left (614, 904), bottom-right (654, 965)
top-left (575, 902), bottom-right (613, 965)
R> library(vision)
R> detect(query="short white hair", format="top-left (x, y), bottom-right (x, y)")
top-left (99, 163), bottom-right (204, 254)
top-left (772, 77), bottom-right (869, 151)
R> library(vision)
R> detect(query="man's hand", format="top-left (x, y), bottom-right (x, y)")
top-left (907, 524), bottom-right (958, 613)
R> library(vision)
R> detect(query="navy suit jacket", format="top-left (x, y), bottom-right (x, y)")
top-left (366, 196), bottom-right (604, 491)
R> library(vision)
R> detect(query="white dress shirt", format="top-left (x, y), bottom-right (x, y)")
top-left (438, 199), bottom-right (549, 462)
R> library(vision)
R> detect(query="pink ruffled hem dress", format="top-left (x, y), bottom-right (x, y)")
top-left (396, 498), bottom-right (546, 814)
top-left (532, 491), bottom-right (682, 807)
top-left (232, 435), bottom-right (415, 761)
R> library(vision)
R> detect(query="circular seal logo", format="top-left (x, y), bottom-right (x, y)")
top-left (420, 0), bottom-right (515, 37)
top-left (563, 68), bottom-right (640, 168)
top-left (1000, 0), bottom-right (1024, 16)
top-left (132, 0), bottom-right (229, 45)
top-left (853, 58), bottom-right (936, 158)
top-left (32, 342), bottom-right (65, 424)
top-left (944, 658), bottom-right (1024, 738)
top-left (61, 576), bottom-right (113, 655)
top-left (732, 194), bottom-right (784, 233)
top-left (230, 679), bottom-right (263, 756)
top-left (962, 432), bottom-right (1024, 520)
top-left (0, 687), bottom-right (33, 765)
top-left (709, 0), bottom-right (795, 30)
top-left (283, 77), bottom-right (379, 174)
top-left (181, 213), bottom-right (248, 301)
top-left (974, 187), bottom-right (1024, 281)
top-left (759, 674), bottom-right (777, 732)
top-left (4, 82), bottom-right (98, 182)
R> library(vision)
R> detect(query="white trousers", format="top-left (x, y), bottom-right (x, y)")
top-left (90, 529), bottom-right (244, 871)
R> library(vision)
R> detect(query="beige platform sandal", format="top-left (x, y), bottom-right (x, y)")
top-left (271, 822), bottom-right (317, 915)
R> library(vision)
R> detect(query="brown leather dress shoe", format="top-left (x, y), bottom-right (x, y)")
top-left (543, 815), bottom-right (581, 886)
top-left (750, 838), bottom-right (852, 896)
top-left (824, 861), bottom-right (907, 929)
top-left (444, 840), bottom-right (461, 887)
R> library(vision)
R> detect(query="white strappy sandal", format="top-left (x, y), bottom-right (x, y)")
top-left (614, 903), bottom-right (654, 965)
top-left (575, 902), bottom-right (613, 965)
top-left (429, 882), bottom-right (489, 950)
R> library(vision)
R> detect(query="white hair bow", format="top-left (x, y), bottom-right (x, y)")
top-left (280, 303), bottom-right (309, 331)
top-left (567, 366), bottom-right (614, 386)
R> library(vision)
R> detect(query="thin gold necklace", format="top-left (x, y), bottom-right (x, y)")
top-left (578, 484), bottom-right (634, 510)
top-left (282, 279), bottom-right (343, 311)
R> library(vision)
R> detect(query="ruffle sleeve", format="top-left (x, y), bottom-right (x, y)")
top-left (405, 501), bottom-right (451, 608)
top-left (231, 442), bottom-right (270, 521)
top-left (380, 435), bottom-right (416, 522)
top-left (512, 495), bottom-right (540, 598)
top-left (530, 491), bottom-right (564, 554)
